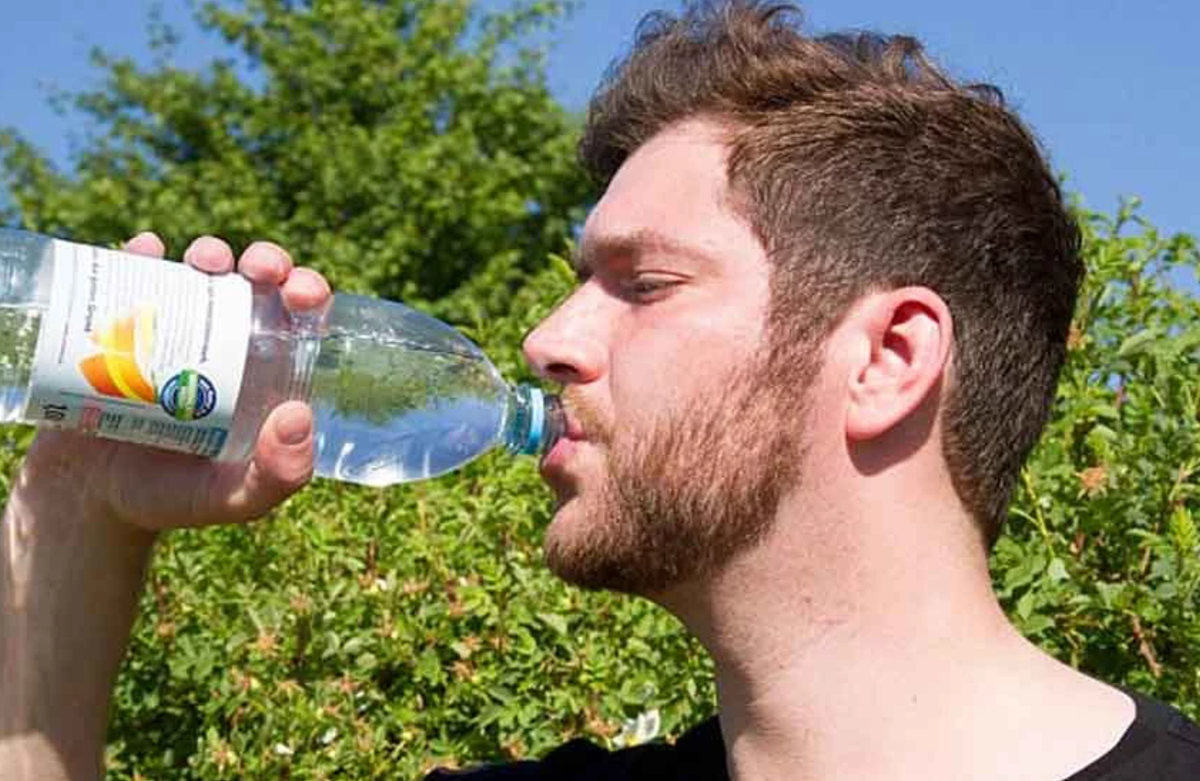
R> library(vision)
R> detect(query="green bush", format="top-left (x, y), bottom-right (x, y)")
top-left (3, 1), bottom-right (1199, 777)
top-left (2, 206), bottom-right (1197, 779)
top-left (993, 203), bottom-right (1200, 714)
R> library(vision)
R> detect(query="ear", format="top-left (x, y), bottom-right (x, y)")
top-left (843, 287), bottom-right (952, 442)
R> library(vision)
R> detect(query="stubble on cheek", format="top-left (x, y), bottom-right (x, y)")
top-left (544, 358), bottom-right (807, 595)
top-left (562, 387), bottom-right (614, 446)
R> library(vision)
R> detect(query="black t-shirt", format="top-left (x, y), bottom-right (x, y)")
top-left (426, 689), bottom-right (1200, 780)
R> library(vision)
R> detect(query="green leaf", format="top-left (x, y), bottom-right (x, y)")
top-left (1117, 328), bottom-right (1162, 357)
top-left (1016, 591), bottom-right (1037, 621)
top-left (538, 612), bottom-right (569, 636)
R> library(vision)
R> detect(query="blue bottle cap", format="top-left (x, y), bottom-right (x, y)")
top-left (522, 386), bottom-right (545, 455)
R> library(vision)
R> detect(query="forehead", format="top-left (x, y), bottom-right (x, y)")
top-left (580, 120), bottom-right (764, 272)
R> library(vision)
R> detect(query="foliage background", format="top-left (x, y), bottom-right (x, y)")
top-left (1, 1), bottom-right (1198, 777)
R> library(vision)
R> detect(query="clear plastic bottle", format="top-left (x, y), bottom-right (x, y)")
top-left (0, 229), bottom-right (562, 487)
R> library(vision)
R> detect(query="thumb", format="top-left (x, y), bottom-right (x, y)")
top-left (215, 401), bottom-right (316, 521)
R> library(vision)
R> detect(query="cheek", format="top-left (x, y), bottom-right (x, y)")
top-left (606, 328), bottom-right (689, 420)
top-left (608, 316), bottom-right (761, 412)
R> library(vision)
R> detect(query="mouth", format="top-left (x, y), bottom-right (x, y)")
top-left (539, 411), bottom-right (588, 479)
top-left (559, 405), bottom-right (587, 442)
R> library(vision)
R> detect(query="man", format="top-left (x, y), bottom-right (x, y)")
top-left (3, 1), bottom-right (1199, 779)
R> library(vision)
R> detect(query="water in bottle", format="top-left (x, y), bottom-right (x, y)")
top-left (0, 229), bottom-right (562, 486)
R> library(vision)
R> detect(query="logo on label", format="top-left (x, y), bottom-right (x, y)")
top-left (160, 370), bottom-right (218, 421)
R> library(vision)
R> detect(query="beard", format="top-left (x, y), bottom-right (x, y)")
top-left (544, 340), bottom-right (816, 595)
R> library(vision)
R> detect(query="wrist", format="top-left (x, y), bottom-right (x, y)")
top-left (16, 431), bottom-right (158, 547)
top-left (1, 435), bottom-right (159, 770)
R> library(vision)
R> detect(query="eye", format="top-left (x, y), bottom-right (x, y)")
top-left (620, 276), bottom-right (680, 301)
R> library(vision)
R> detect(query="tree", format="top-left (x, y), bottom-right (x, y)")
top-left (0, 0), bottom-right (592, 322)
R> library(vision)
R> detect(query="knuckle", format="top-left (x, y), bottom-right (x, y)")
top-left (270, 448), bottom-right (315, 495)
top-left (294, 267), bottom-right (333, 294)
top-left (124, 232), bottom-right (166, 257)
top-left (239, 241), bottom-right (291, 279)
top-left (252, 240), bottom-right (292, 263)
top-left (184, 235), bottom-right (233, 268)
top-left (277, 463), bottom-right (315, 494)
top-left (199, 235), bottom-right (231, 252)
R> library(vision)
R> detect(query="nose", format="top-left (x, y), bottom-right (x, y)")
top-left (522, 288), bottom-right (607, 385)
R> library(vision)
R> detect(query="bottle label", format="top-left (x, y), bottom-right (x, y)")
top-left (26, 239), bottom-right (252, 457)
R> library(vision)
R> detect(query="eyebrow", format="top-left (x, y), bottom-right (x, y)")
top-left (572, 229), bottom-right (721, 279)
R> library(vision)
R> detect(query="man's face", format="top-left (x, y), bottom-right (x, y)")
top-left (523, 120), bottom-right (816, 595)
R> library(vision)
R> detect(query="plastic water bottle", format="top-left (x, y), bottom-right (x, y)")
top-left (0, 229), bottom-right (562, 486)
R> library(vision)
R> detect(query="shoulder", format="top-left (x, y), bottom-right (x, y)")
top-left (1076, 689), bottom-right (1200, 780)
top-left (423, 717), bottom-right (727, 781)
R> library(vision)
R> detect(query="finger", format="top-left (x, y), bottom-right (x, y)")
top-left (236, 241), bottom-right (332, 317)
top-left (237, 240), bottom-right (293, 285)
top-left (280, 267), bottom-right (333, 314)
top-left (212, 401), bottom-right (315, 522)
top-left (182, 236), bottom-right (235, 274)
top-left (124, 232), bottom-right (166, 258)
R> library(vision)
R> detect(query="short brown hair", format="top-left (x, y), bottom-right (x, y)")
top-left (579, 1), bottom-right (1083, 548)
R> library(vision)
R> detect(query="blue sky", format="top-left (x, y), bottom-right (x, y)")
top-left (1, 1), bottom-right (1196, 239)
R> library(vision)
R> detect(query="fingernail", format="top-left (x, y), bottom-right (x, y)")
top-left (275, 407), bottom-right (312, 445)
top-left (183, 237), bottom-right (229, 271)
top-left (182, 245), bottom-right (207, 269)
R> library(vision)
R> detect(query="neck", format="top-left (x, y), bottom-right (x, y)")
top-left (656, 490), bottom-right (1125, 781)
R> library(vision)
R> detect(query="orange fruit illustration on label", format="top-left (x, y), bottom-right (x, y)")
top-left (79, 306), bottom-right (157, 403)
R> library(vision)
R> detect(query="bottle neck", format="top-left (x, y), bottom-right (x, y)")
top-left (504, 385), bottom-right (563, 456)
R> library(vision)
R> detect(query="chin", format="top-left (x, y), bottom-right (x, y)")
top-left (542, 494), bottom-right (609, 581)
top-left (545, 493), bottom-right (587, 544)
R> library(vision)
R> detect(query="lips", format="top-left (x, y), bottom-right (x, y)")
top-left (563, 412), bottom-right (587, 442)
top-left (541, 436), bottom-right (576, 469)
top-left (540, 410), bottom-right (587, 478)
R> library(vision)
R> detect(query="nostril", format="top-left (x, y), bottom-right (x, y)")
top-left (546, 362), bottom-right (580, 382)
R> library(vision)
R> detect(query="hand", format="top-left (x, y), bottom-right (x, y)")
top-left (21, 232), bottom-right (332, 533)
